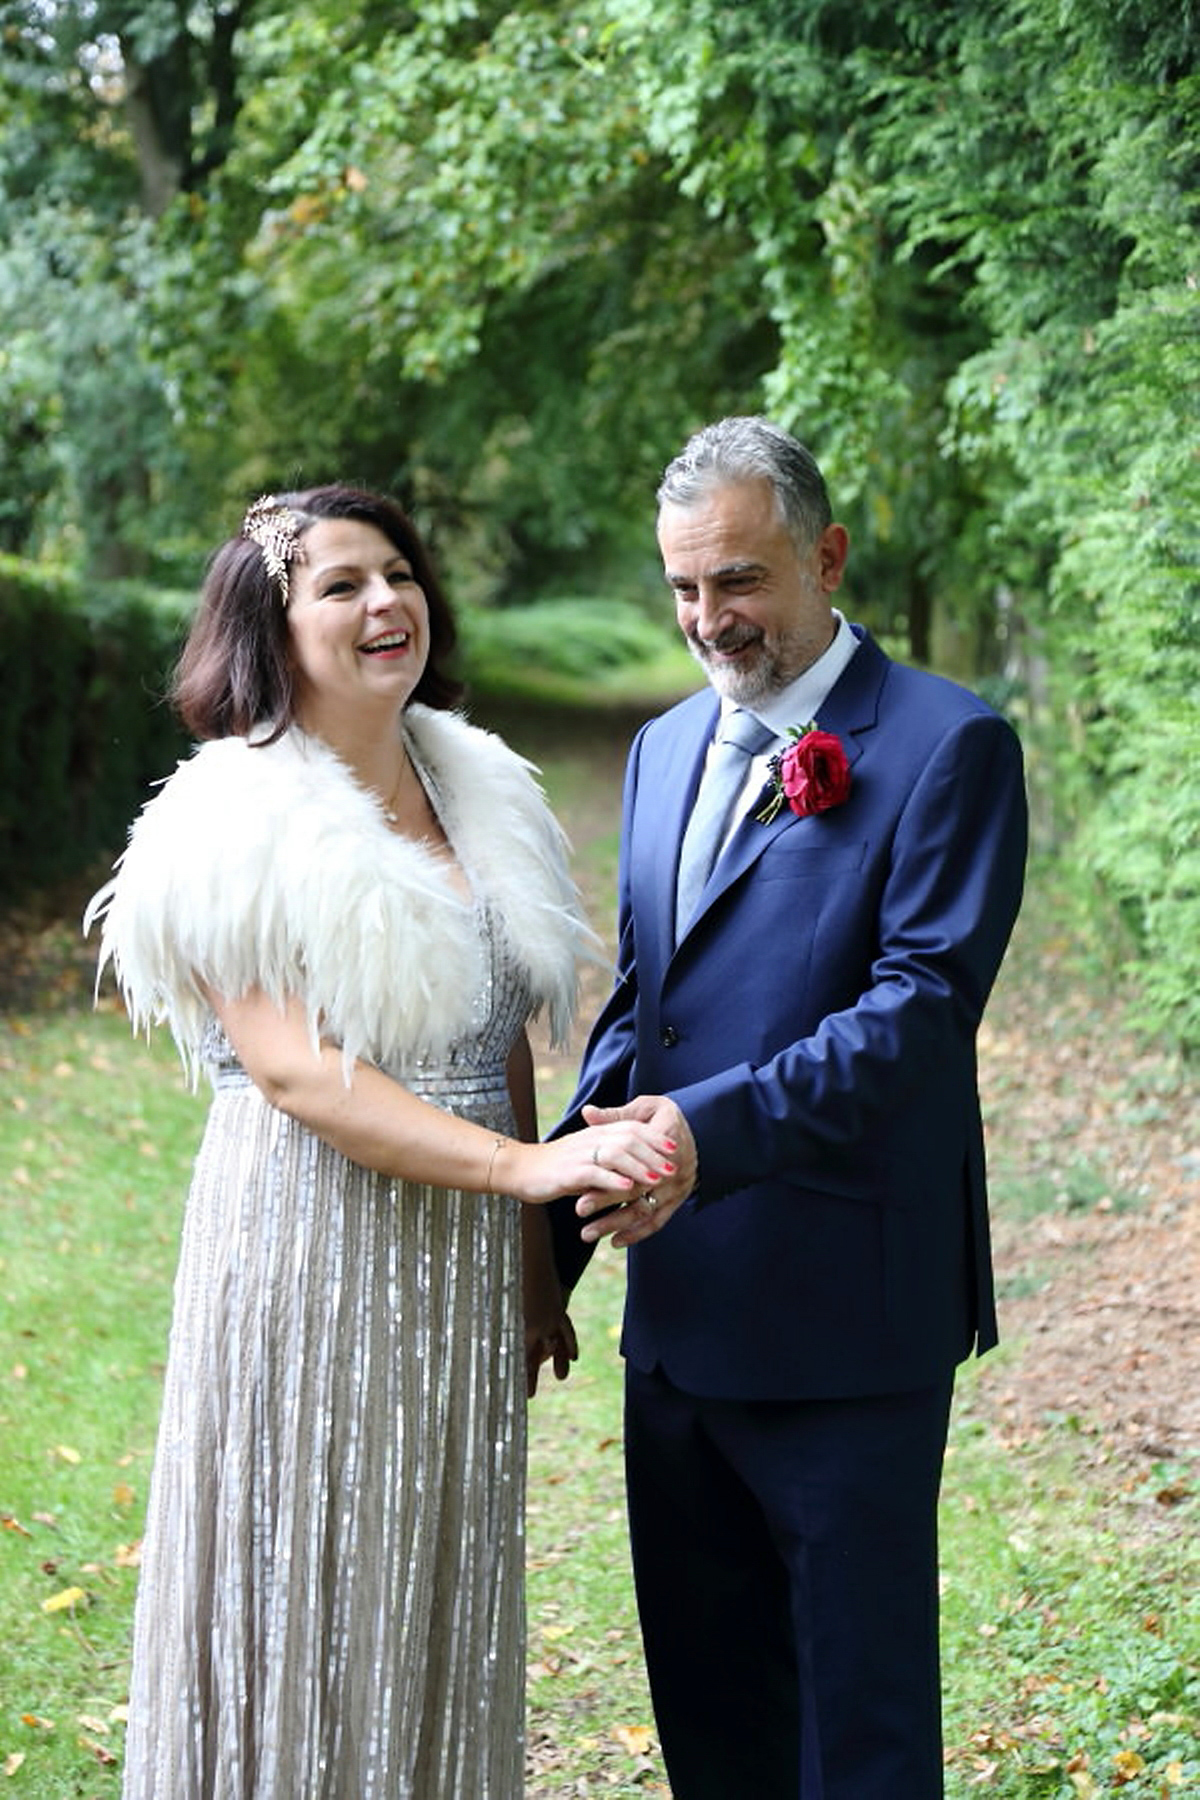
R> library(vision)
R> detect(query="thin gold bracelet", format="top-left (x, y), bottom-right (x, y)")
top-left (485, 1135), bottom-right (510, 1194)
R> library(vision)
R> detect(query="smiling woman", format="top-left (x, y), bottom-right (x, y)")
top-left (285, 517), bottom-right (429, 754)
top-left (172, 485), bottom-right (461, 749)
top-left (84, 482), bottom-right (674, 1800)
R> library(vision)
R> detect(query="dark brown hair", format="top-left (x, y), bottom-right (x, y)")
top-left (172, 484), bottom-right (462, 742)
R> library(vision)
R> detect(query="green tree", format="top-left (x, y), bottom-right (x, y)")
top-left (0, 0), bottom-right (259, 569)
top-left (1, 0), bottom-right (1197, 1036)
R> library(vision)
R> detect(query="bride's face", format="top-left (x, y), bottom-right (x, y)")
top-left (286, 518), bottom-right (430, 732)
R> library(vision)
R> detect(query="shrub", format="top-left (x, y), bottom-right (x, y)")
top-left (0, 555), bottom-right (191, 900)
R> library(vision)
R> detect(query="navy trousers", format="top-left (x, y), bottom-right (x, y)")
top-left (624, 1364), bottom-right (955, 1800)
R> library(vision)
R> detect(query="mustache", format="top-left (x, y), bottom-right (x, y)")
top-left (688, 625), bottom-right (764, 655)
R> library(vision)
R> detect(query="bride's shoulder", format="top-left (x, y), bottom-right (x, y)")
top-left (145, 729), bottom-right (365, 842)
top-left (405, 705), bottom-right (533, 781)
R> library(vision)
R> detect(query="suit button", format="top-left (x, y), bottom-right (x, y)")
top-left (660, 1025), bottom-right (680, 1048)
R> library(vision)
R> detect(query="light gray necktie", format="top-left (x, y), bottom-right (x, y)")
top-left (675, 709), bottom-right (776, 939)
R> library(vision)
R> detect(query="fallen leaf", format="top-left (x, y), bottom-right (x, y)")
top-left (1155, 1481), bottom-right (1190, 1506)
top-left (3, 1752), bottom-right (26, 1776)
top-left (1112, 1749), bottom-right (1145, 1783)
top-left (112, 1482), bottom-right (135, 1507)
top-left (41, 1584), bottom-right (88, 1613)
top-left (79, 1736), bottom-right (118, 1767)
top-left (54, 1444), bottom-right (82, 1465)
top-left (1, 1514), bottom-right (32, 1538)
top-left (19, 1715), bottom-right (54, 1731)
top-left (612, 1724), bottom-right (654, 1755)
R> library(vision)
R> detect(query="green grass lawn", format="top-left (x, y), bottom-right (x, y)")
top-left (0, 1011), bottom-right (198, 1792)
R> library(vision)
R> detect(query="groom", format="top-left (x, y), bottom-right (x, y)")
top-left (552, 417), bottom-right (1027, 1798)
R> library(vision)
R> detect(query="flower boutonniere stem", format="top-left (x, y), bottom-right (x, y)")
top-left (756, 723), bottom-right (852, 823)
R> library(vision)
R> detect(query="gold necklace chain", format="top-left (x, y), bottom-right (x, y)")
top-left (382, 758), bottom-right (407, 825)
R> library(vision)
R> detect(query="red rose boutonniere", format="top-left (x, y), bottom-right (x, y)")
top-left (756, 722), bottom-right (852, 823)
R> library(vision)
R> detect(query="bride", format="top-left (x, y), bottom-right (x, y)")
top-left (88, 484), bottom-right (674, 1799)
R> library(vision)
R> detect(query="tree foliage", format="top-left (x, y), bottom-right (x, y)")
top-left (0, 0), bottom-right (1197, 1039)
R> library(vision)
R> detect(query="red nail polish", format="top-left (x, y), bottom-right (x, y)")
top-left (663, 1139), bottom-right (677, 1151)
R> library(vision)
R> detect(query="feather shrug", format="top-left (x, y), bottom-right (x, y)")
top-left (85, 706), bottom-right (595, 1082)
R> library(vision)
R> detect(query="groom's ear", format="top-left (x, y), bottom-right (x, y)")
top-left (816, 524), bottom-right (850, 592)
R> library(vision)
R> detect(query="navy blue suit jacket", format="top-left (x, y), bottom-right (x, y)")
top-left (552, 628), bottom-right (1028, 1400)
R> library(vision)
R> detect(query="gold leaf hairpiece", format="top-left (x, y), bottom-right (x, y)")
top-left (241, 495), bottom-right (306, 606)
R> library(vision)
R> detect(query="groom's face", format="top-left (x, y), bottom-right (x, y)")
top-left (658, 478), bottom-right (848, 704)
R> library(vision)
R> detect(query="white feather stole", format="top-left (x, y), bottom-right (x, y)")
top-left (84, 706), bottom-right (597, 1082)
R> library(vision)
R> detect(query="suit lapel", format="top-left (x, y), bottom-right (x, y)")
top-left (676, 630), bottom-right (889, 940)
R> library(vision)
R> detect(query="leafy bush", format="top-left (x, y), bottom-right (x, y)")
top-left (0, 556), bottom-right (191, 899)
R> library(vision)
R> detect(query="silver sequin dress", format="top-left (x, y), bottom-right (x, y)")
top-left (121, 911), bottom-right (532, 1800)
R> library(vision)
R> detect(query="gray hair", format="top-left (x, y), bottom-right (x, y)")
top-left (656, 416), bottom-right (833, 546)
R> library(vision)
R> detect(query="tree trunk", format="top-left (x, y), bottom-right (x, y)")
top-left (119, 0), bottom-right (250, 215)
top-left (122, 50), bottom-right (188, 217)
top-left (908, 566), bottom-right (932, 666)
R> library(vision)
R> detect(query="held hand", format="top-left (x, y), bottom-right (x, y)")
top-left (576, 1097), bottom-right (697, 1248)
top-left (497, 1119), bottom-right (678, 1207)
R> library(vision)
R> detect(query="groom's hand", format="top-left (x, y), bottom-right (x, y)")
top-left (576, 1097), bottom-right (697, 1246)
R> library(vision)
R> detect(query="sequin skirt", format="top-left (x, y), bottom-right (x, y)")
top-left (121, 1056), bottom-right (526, 1800)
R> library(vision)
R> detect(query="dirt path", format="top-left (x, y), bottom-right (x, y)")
top-left (5, 701), bottom-right (1196, 1495)
top-left (973, 959), bottom-right (1199, 1479)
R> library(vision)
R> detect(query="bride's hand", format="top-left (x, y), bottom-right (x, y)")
top-left (575, 1097), bottom-right (696, 1246)
top-left (495, 1120), bottom-right (677, 1207)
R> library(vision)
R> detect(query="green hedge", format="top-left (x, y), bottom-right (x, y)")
top-left (0, 555), bottom-right (191, 901)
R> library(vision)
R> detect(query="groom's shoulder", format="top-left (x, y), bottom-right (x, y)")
top-left (645, 685), bottom-right (714, 739)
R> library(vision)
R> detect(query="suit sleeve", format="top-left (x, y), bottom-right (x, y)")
top-left (670, 711), bottom-right (1028, 1203)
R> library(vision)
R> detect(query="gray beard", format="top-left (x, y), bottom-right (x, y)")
top-left (687, 637), bottom-right (792, 705)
